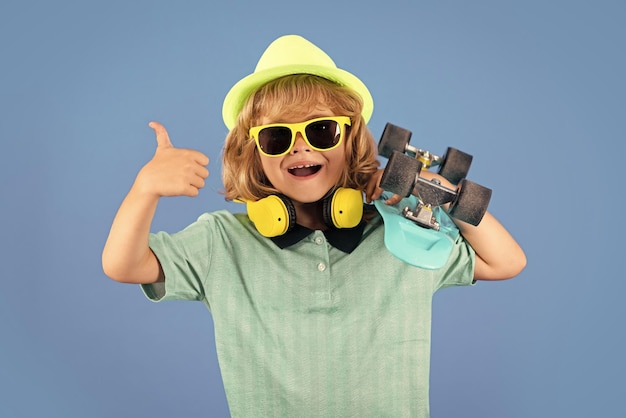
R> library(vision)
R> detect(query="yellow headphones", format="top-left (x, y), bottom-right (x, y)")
top-left (245, 188), bottom-right (364, 237)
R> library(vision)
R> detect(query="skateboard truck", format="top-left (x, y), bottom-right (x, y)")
top-left (402, 203), bottom-right (439, 231)
top-left (379, 123), bottom-right (474, 185)
top-left (379, 123), bottom-right (443, 170)
top-left (401, 171), bottom-right (459, 231)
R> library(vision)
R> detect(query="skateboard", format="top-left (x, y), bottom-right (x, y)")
top-left (374, 123), bottom-right (492, 269)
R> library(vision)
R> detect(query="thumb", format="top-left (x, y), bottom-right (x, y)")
top-left (149, 121), bottom-right (173, 149)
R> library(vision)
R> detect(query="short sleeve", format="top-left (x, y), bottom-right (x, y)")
top-left (141, 214), bottom-right (215, 302)
top-left (434, 233), bottom-right (476, 291)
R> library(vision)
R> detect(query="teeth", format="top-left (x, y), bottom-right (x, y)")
top-left (290, 164), bottom-right (318, 169)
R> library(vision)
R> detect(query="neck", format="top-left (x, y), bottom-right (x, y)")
top-left (293, 201), bottom-right (327, 230)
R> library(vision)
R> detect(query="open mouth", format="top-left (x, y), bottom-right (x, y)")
top-left (288, 164), bottom-right (322, 177)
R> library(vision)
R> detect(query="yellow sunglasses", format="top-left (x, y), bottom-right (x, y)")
top-left (249, 116), bottom-right (351, 157)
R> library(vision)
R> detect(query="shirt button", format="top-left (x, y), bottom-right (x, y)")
top-left (315, 236), bottom-right (324, 245)
top-left (317, 263), bottom-right (327, 272)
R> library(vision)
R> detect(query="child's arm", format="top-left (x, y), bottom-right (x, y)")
top-left (102, 122), bottom-right (210, 284)
top-left (366, 170), bottom-right (526, 280)
top-left (448, 208), bottom-right (526, 280)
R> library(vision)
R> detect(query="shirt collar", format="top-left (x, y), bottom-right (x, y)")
top-left (270, 221), bottom-right (366, 253)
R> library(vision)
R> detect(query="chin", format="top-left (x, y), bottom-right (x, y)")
top-left (287, 187), bottom-right (332, 205)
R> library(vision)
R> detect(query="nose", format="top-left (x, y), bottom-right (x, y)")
top-left (290, 132), bottom-right (311, 154)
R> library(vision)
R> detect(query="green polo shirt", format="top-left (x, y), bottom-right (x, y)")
top-left (142, 207), bottom-right (475, 417)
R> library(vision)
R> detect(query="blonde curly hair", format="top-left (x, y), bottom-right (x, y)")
top-left (222, 74), bottom-right (379, 201)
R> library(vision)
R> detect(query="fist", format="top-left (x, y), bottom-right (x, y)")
top-left (135, 121), bottom-right (210, 198)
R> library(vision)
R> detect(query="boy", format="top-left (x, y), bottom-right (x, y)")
top-left (102, 35), bottom-right (526, 417)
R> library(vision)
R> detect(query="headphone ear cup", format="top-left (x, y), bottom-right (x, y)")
top-left (323, 188), bottom-right (364, 229)
top-left (247, 195), bottom-right (296, 237)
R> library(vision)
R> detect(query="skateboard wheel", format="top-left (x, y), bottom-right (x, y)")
top-left (438, 147), bottom-right (473, 185)
top-left (380, 151), bottom-right (422, 197)
top-left (378, 123), bottom-right (412, 158)
top-left (448, 179), bottom-right (491, 225)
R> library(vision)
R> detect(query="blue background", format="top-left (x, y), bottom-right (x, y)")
top-left (1, 0), bottom-right (624, 417)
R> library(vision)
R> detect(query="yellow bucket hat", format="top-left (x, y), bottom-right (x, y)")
top-left (222, 34), bottom-right (374, 130)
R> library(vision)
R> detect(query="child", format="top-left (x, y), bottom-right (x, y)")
top-left (102, 34), bottom-right (526, 417)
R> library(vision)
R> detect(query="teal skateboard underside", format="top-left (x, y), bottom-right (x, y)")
top-left (374, 193), bottom-right (460, 270)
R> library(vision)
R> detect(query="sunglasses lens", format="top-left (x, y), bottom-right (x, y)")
top-left (258, 127), bottom-right (293, 155)
top-left (305, 120), bottom-right (341, 149)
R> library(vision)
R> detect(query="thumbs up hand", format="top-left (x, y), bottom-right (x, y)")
top-left (134, 121), bottom-right (210, 198)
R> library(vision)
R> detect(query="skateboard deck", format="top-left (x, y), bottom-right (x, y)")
top-left (374, 193), bottom-right (460, 270)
